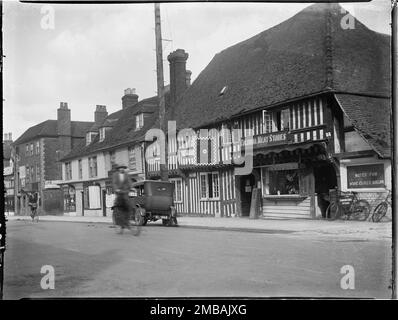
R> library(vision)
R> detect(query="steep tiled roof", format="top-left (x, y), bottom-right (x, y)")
top-left (13, 120), bottom-right (93, 145)
top-left (61, 95), bottom-right (161, 161)
top-left (169, 3), bottom-right (390, 129)
top-left (334, 94), bottom-right (391, 158)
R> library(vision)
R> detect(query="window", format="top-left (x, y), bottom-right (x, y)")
top-left (99, 127), bottom-right (106, 142)
top-left (36, 164), bottom-right (41, 181)
top-left (263, 111), bottom-right (273, 133)
top-left (26, 144), bottom-right (29, 156)
top-left (268, 169), bottom-right (299, 195)
top-left (135, 113), bottom-right (144, 130)
top-left (274, 109), bottom-right (290, 131)
top-left (86, 132), bottom-right (97, 145)
top-left (65, 162), bottom-right (72, 180)
top-left (88, 156), bottom-right (97, 178)
top-left (26, 167), bottom-right (30, 183)
top-left (109, 151), bottom-right (116, 168)
top-left (30, 143), bottom-right (34, 156)
top-left (36, 141), bottom-right (40, 155)
top-left (172, 179), bottom-right (183, 203)
top-left (83, 186), bottom-right (90, 209)
top-left (129, 147), bottom-right (137, 171)
top-left (31, 166), bottom-right (35, 182)
top-left (78, 159), bottom-right (83, 179)
top-left (199, 172), bottom-right (220, 199)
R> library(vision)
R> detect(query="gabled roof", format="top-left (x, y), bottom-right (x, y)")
top-left (170, 3), bottom-right (390, 129)
top-left (61, 95), bottom-right (161, 161)
top-left (13, 120), bottom-right (93, 146)
top-left (335, 94), bottom-right (391, 158)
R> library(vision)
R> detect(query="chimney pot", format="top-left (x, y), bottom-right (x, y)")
top-left (122, 89), bottom-right (139, 109)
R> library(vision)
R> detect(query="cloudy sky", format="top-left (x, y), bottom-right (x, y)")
top-left (3, 0), bottom-right (391, 140)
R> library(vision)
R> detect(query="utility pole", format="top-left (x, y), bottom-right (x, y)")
top-left (154, 3), bottom-right (168, 181)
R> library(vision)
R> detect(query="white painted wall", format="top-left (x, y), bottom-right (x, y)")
top-left (345, 131), bottom-right (372, 152)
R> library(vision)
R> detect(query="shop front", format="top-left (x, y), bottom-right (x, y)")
top-left (252, 142), bottom-right (336, 219)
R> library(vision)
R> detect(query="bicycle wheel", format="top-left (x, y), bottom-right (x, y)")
top-left (326, 202), bottom-right (340, 220)
top-left (372, 202), bottom-right (388, 222)
top-left (352, 200), bottom-right (371, 221)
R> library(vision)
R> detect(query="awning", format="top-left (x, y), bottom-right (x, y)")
top-left (253, 141), bottom-right (327, 157)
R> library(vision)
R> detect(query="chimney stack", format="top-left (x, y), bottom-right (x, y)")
top-left (185, 70), bottom-right (192, 87)
top-left (57, 102), bottom-right (71, 136)
top-left (95, 105), bottom-right (108, 125)
top-left (168, 49), bottom-right (189, 107)
top-left (122, 88), bottom-right (139, 109)
top-left (3, 132), bottom-right (12, 142)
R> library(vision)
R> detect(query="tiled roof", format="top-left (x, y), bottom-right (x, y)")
top-left (169, 3), bottom-right (390, 129)
top-left (61, 95), bottom-right (161, 161)
top-left (13, 120), bottom-right (93, 145)
top-left (334, 94), bottom-right (391, 158)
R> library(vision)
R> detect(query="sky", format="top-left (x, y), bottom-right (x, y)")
top-left (2, 0), bottom-right (392, 140)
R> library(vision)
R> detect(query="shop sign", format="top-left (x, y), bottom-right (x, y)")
top-left (253, 132), bottom-right (292, 146)
top-left (347, 164), bottom-right (385, 189)
top-left (44, 180), bottom-right (61, 189)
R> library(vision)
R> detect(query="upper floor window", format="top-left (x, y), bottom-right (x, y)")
top-left (36, 164), bottom-right (41, 181)
top-left (263, 108), bottom-right (290, 133)
top-left (99, 128), bottom-right (106, 142)
top-left (109, 151), bottom-right (116, 169)
top-left (135, 113), bottom-right (144, 130)
top-left (78, 159), bottom-right (83, 179)
top-left (128, 147), bottom-right (137, 171)
top-left (88, 156), bottom-right (98, 178)
top-left (36, 141), bottom-right (40, 155)
top-left (263, 111), bottom-right (273, 133)
top-left (86, 132), bottom-right (97, 145)
top-left (26, 144), bottom-right (29, 156)
top-left (30, 143), bottom-right (34, 156)
top-left (26, 167), bottom-right (30, 182)
top-left (65, 162), bottom-right (72, 180)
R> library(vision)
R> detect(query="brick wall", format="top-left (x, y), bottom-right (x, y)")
top-left (43, 137), bottom-right (61, 180)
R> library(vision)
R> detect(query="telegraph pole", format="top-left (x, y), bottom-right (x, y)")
top-left (154, 3), bottom-right (168, 181)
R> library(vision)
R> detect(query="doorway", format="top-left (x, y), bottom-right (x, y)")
top-left (102, 189), bottom-right (107, 217)
top-left (239, 174), bottom-right (256, 217)
top-left (314, 163), bottom-right (338, 218)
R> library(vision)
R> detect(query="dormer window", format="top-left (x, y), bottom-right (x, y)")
top-left (135, 113), bottom-right (144, 130)
top-left (99, 127), bottom-right (106, 142)
top-left (86, 132), bottom-right (97, 145)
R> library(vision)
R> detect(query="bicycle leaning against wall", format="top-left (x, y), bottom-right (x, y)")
top-left (326, 190), bottom-right (371, 221)
top-left (371, 189), bottom-right (391, 223)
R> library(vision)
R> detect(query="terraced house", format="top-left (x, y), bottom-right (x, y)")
top-left (59, 89), bottom-right (161, 217)
top-left (12, 103), bottom-right (93, 215)
top-left (146, 3), bottom-right (391, 219)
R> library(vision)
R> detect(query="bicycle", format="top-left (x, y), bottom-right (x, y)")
top-left (29, 204), bottom-right (39, 223)
top-left (371, 189), bottom-right (391, 222)
top-left (326, 190), bottom-right (371, 221)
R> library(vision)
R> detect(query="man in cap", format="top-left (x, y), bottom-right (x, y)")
top-left (112, 165), bottom-right (132, 233)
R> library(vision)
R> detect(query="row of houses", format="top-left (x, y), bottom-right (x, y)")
top-left (11, 3), bottom-right (391, 220)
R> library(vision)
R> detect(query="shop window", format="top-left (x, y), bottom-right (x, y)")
top-left (269, 170), bottom-right (299, 195)
top-left (199, 172), bottom-right (220, 199)
top-left (88, 185), bottom-right (101, 209)
top-left (63, 186), bottom-right (76, 212)
top-left (83, 187), bottom-right (90, 209)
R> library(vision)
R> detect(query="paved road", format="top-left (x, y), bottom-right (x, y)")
top-left (3, 220), bottom-right (392, 299)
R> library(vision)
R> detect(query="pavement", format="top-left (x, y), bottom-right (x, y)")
top-left (6, 213), bottom-right (392, 241)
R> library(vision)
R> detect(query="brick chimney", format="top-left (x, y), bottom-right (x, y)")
top-left (185, 70), bottom-right (192, 87)
top-left (57, 102), bottom-right (71, 136)
top-left (122, 88), bottom-right (139, 109)
top-left (95, 105), bottom-right (108, 125)
top-left (3, 132), bottom-right (12, 142)
top-left (168, 49), bottom-right (189, 107)
top-left (57, 102), bottom-right (72, 159)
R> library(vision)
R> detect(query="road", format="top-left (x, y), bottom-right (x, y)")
top-left (3, 220), bottom-right (392, 299)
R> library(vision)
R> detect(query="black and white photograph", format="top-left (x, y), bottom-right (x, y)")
top-left (0, 0), bottom-right (395, 303)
